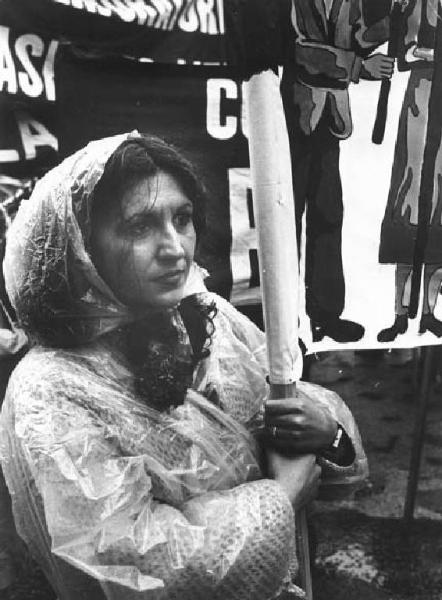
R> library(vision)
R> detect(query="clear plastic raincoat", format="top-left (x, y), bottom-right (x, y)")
top-left (0, 133), bottom-right (368, 600)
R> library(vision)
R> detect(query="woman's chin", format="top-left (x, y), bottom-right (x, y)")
top-left (147, 287), bottom-right (186, 310)
top-left (119, 281), bottom-right (187, 312)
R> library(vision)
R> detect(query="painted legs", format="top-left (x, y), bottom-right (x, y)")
top-left (377, 263), bottom-right (442, 341)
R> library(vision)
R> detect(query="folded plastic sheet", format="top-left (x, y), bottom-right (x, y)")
top-left (0, 338), bottom-right (298, 600)
top-left (0, 297), bottom-right (368, 600)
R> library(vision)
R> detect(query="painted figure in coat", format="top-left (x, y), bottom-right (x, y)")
top-left (281, 0), bottom-right (393, 343)
top-left (378, 0), bottom-right (442, 341)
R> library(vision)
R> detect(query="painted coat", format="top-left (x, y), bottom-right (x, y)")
top-left (379, 0), bottom-right (442, 264)
top-left (284, 0), bottom-right (389, 139)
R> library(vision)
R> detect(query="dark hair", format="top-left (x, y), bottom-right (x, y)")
top-left (91, 134), bottom-right (207, 249)
top-left (115, 294), bottom-right (217, 411)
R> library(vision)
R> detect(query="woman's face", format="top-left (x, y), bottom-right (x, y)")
top-left (91, 171), bottom-right (196, 310)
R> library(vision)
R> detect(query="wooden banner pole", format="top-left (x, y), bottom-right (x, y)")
top-left (245, 69), bottom-right (312, 599)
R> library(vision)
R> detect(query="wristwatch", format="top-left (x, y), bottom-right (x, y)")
top-left (319, 424), bottom-right (355, 466)
top-left (331, 424), bottom-right (344, 449)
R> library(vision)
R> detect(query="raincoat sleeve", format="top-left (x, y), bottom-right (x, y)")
top-left (0, 352), bottom-right (297, 600)
top-left (208, 294), bottom-right (368, 494)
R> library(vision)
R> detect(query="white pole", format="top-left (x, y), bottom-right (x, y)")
top-left (245, 69), bottom-right (312, 600)
top-left (245, 69), bottom-right (302, 384)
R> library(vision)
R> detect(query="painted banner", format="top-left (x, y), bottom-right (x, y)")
top-left (2, 0), bottom-right (442, 355)
top-left (289, 0), bottom-right (442, 353)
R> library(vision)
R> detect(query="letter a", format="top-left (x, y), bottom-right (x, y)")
top-left (16, 112), bottom-right (58, 159)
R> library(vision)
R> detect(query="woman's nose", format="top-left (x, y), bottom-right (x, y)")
top-left (158, 223), bottom-right (185, 259)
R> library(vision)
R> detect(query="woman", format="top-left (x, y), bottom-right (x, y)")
top-left (0, 132), bottom-right (367, 600)
top-left (378, 0), bottom-right (442, 342)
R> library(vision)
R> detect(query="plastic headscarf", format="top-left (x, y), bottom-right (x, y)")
top-left (3, 132), bottom-right (142, 345)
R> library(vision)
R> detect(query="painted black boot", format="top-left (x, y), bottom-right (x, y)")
top-left (311, 318), bottom-right (365, 342)
top-left (377, 314), bottom-right (408, 343)
top-left (419, 313), bottom-right (442, 337)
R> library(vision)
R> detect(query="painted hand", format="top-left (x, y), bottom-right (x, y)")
top-left (363, 54), bottom-right (395, 79)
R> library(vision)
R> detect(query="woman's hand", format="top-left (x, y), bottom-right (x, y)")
top-left (265, 392), bottom-right (338, 454)
top-left (267, 450), bottom-right (321, 510)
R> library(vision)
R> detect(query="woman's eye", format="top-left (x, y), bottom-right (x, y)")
top-left (174, 213), bottom-right (193, 230)
top-left (125, 218), bottom-right (152, 236)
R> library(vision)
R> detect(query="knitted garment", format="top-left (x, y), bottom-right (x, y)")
top-left (0, 132), bottom-right (367, 600)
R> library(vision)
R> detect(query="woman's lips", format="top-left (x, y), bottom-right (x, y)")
top-left (153, 270), bottom-right (185, 285)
